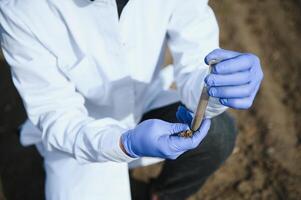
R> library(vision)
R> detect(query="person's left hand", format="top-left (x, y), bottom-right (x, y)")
top-left (204, 49), bottom-right (264, 109)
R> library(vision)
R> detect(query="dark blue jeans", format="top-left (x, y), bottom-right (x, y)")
top-left (131, 102), bottom-right (237, 200)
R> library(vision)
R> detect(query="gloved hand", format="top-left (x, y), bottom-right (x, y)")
top-left (205, 49), bottom-right (264, 109)
top-left (121, 118), bottom-right (211, 160)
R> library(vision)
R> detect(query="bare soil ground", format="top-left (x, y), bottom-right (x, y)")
top-left (0, 0), bottom-right (300, 199)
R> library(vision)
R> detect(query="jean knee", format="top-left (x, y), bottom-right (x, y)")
top-left (207, 112), bottom-right (238, 162)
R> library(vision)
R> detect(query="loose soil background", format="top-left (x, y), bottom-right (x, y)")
top-left (0, 0), bottom-right (300, 199)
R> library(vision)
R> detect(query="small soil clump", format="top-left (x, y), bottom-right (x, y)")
top-left (179, 130), bottom-right (194, 138)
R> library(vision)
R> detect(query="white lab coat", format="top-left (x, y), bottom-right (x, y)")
top-left (0, 0), bottom-right (227, 199)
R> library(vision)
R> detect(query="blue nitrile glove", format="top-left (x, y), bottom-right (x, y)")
top-left (176, 105), bottom-right (194, 127)
top-left (121, 119), bottom-right (211, 160)
top-left (205, 49), bottom-right (264, 109)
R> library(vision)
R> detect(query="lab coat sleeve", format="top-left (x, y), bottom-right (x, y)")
top-left (167, 0), bottom-right (228, 118)
top-left (0, 6), bottom-right (136, 164)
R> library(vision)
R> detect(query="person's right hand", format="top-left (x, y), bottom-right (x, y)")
top-left (120, 119), bottom-right (211, 160)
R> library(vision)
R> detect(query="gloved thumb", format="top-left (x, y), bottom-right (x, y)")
top-left (167, 119), bottom-right (210, 153)
top-left (190, 119), bottom-right (211, 148)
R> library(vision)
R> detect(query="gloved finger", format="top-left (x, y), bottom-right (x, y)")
top-left (205, 71), bottom-right (251, 87)
top-left (170, 122), bottom-right (190, 134)
top-left (176, 106), bottom-right (189, 124)
top-left (176, 107), bottom-right (186, 124)
top-left (168, 119), bottom-right (211, 151)
top-left (178, 105), bottom-right (194, 114)
top-left (184, 109), bottom-right (193, 126)
top-left (205, 48), bottom-right (241, 65)
top-left (208, 82), bottom-right (257, 99)
top-left (176, 105), bottom-right (193, 125)
top-left (220, 83), bottom-right (260, 109)
top-left (181, 106), bottom-right (193, 124)
top-left (212, 54), bottom-right (256, 74)
top-left (220, 96), bottom-right (253, 109)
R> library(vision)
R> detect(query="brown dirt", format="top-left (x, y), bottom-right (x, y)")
top-left (0, 0), bottom-right (300, 199)
top-left (179, 130), bottom-right (194, 138)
